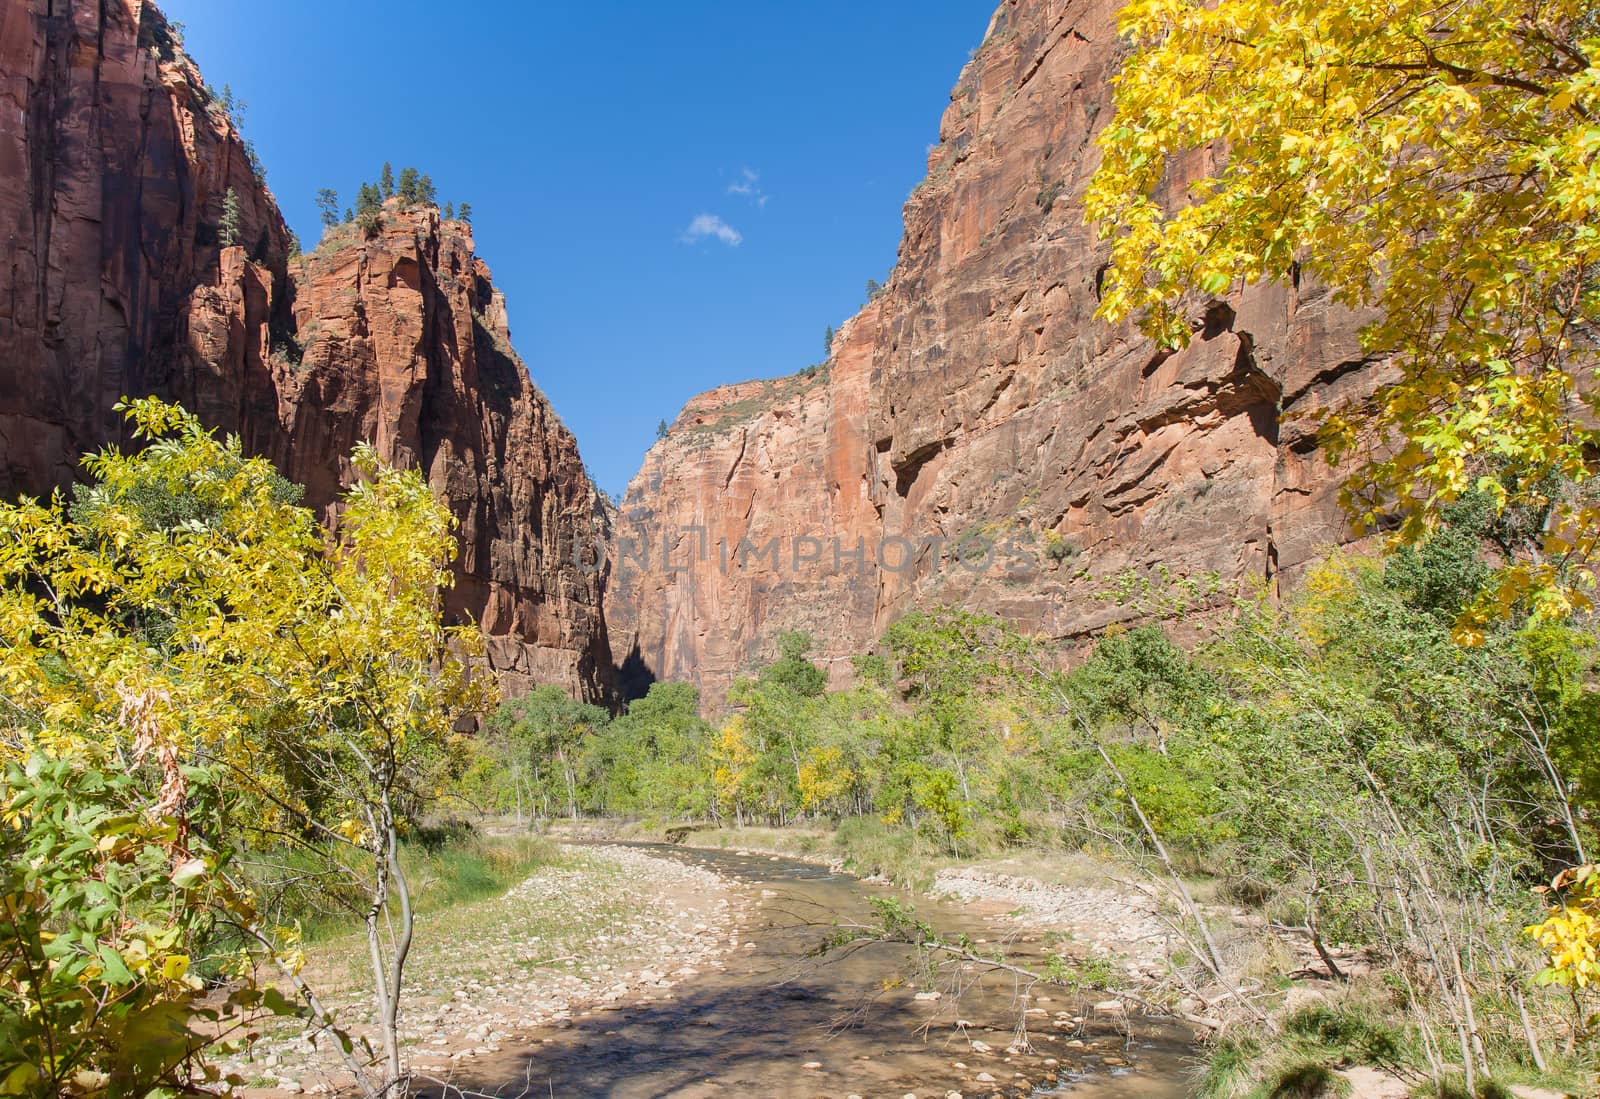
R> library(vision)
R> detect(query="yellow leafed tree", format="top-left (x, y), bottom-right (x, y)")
top-left (1528, 864), bottom-right (1600, 989)
top-left (710, 714), bottom-right (756, 825)
top-left (1085, 0), bottom-right (1600, 639)
top-left (0, 399), bottom-right (488, 1098)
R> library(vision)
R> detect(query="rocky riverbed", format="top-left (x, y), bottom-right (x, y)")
top-left (217, 841), bottom-right (1198, 1098)
top-left (219, 845), bottom-right (745, 1093)
top-left (929, 868), bottom-right (1173, 979)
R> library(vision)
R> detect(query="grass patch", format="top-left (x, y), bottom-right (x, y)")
top-left (406, 832), bottom-right (555, 915)
top-left (833, 816), bottom-right (937, 888)
top-left (237, 830), bottom-right (556, 944)
top-left (1194, 996), bottom-right (1591, 1099)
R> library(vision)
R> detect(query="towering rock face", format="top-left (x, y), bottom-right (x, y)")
top-left (276, 211), bottom-right (614, 700)
top-left (0, 0), bottom-right (291, 490)
top-left (0, 0), bottom-right (612, 701)
top-left (608, 0), bottom-right (1381, 703)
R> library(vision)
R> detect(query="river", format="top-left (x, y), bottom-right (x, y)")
top-left (459, 844), bottom-right (1195, 1098)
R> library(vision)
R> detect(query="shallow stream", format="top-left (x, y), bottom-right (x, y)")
top-left (461, 844), bottom-right (1195, 1098)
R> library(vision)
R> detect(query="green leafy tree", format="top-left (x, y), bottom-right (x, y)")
top-left (380, 161), bottom-right (395, 199)
top-left (595, 682), bottom-right (714, 818)
top-left (762, 632), bottom-right (828, 698)
top-left (458, 202), bottom-right (472, 224)
top-left (485, 687), bottom-right (608, 820)
top-left (1066, 625), bottom-right (1216, 754)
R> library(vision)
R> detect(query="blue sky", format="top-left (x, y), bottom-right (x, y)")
top-left (160, 1), bottom-right (993, 499)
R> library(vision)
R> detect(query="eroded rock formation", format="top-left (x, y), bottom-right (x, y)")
top-left (607, 0), bottom-right (1381, 702)
top-left (279, 211), bottom-right (613, 699)
top-left (0, 0), bottom-right (611, 700)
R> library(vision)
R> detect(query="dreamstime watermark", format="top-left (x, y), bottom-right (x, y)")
top-left (570, 525), bottom-right (1068, 580)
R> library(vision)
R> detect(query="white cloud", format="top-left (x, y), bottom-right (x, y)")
top-left (681, 213), bottom-right (743, 247)
top-left (727, 167), bottom-right (769, 208)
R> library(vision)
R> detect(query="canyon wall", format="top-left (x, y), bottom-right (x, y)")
top-left (607, 0), bottom-right (1381, 703)
top-left (0, 0), bottom-right (611, 700)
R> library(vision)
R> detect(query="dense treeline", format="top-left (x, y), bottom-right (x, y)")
top-left (469, 503), bottom-right (1598, 859)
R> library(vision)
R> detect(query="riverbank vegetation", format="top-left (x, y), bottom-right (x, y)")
top-left (465, 489), bottom-right (1599, 1094)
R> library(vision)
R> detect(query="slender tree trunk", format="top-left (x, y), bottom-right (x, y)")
top-left (1509, 971), bottom-right (1550, 1074)
top-left (559, 747), bottom-right (578, 820)
top-left (380, 791), bottom-right (414, 1094)
top-left (1092, 742), bottom-right (1271, 1026)
top-left (364, 856), bottom-right (396, 1090)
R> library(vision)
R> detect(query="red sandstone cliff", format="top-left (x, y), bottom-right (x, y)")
top-left (607, 0), bottom-right (1382, 702)
top-left (0, 0), bottom-right (611, 700)
top-left (278, 209), bottom-right (613, 699)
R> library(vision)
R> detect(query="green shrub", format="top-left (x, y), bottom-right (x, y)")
top-left (0, 754), bottom-right (283, 1093)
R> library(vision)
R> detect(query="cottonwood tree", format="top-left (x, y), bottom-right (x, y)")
top-left (0, 400), bottom-right (487, 1098)
top-left (1086, 0), bottom-right (1600, 636)
top-left (484, 686), bottom-right (607, 821)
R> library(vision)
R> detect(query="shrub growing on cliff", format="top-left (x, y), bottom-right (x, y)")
top-left (218, 186), bottom-right (241, 247)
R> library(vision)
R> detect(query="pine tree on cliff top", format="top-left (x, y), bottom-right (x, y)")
top-left (397, 167), bottom-right (420, 205)
top-left (315, 188), bottom-right (340, 229)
